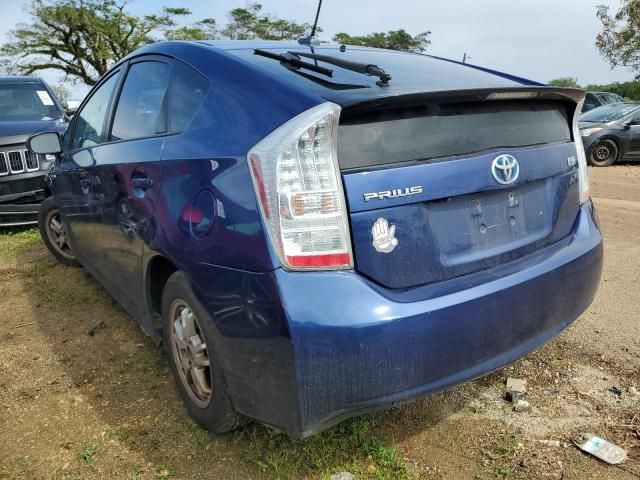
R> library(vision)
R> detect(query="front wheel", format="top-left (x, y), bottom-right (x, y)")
top-left (37, 197), bottom-right (79, 266)
top-left (162, 271), bottom-right (247, 433)
top-left (588, 139), bottom-right (618, 167)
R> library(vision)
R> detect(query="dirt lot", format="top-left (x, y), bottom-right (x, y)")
top-left (1, 166), bottom-right (639, 480)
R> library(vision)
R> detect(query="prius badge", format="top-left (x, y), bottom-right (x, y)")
top-left (372, 218), bottom-right (398, 253)
top-left (363, 185), bottom-right (423, 202)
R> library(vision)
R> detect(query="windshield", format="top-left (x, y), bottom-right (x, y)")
top-left (0, 83), bottom-right (62, 121)
top-left (580, 103), bottom-right (640, 123)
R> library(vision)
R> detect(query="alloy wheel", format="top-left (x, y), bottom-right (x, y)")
top-left (45, 209), bottom-right (75, 260)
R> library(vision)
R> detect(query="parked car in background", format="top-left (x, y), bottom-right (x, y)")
top-left (579, 102), bottom-right (640, 166)
top-left (581, 91), bottom-right (624, 113)
top-left (0, 76), bottom-right (69, 227)
top-left (29, 40), bottom-right (602, 437)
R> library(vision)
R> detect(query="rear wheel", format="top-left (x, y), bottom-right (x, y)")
top-left (162, 271), bottom-right (247, 433)
top-left (588, 139), bottom-right (618, 167)
top-left (37, 196), bottom-right (79, 266)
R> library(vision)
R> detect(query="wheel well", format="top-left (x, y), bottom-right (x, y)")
top-left (147, 256), bottom-right (178, 316)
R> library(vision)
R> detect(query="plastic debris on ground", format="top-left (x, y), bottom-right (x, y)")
top-left (573, 433), bottom-right (627, 465)
top-left (506, 378), bottom-right (529, 411)
top-left (330, 472), bottom-right (355, 480)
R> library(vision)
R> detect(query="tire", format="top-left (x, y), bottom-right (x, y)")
top-left (588, 139), bottom-right (618, 167)
top-left (162, 271), bottom-right (247, 433)
top-left (37, 196), bottom-right (79, 266)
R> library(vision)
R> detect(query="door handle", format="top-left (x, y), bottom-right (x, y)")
top-left (131, 177), bottom-right (154, 189)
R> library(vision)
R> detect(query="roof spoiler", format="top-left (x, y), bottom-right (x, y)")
top-left (340, 86), bottom-right (587, 114)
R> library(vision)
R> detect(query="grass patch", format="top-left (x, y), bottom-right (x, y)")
top-left (77, 444), bottom-right (99, 464)
top-left (479, 434), bottom-right (526, 479)
top-left (0, 227), bottom-right (40, 261)
top-left (240, 415), bottom-right (414, 480)
top-left (24, 256), bottom-right (111, 307)
top-left (0, 227), bottom-right (111, 307)
top-left (17, 386), bottom-right (39, 400)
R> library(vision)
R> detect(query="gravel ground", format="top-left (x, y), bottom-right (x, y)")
top-left (0, 165), bottom-right (638, 479)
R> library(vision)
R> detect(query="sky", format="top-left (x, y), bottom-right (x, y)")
top-left (0, 0), bottom-right (632, 99)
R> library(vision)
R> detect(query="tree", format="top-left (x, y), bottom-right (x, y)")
top-left (165, 18), bottom-right (218, 41)
top-left (220, 3), bottom-right (315, 41)
top-left (596, 1), bottom-right (640, 75)
top-left (332, 29), bottom-right (431, 52)
top-left (0, 0), bottom-right (191, 86)
top-left (50, 83), bottom-right (71, 104)
top-left (585, 80), bottom-right (640, 100)
top-left (548, 77), bottom-right (581, 88)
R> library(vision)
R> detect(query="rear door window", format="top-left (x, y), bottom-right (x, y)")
top-left (111, 61), bottom-right (170, 141)
top-left (169, 60), bottom-right (209, 132)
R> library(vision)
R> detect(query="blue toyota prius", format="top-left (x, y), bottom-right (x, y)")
top-left (28, 40), bottom-right (603, 437)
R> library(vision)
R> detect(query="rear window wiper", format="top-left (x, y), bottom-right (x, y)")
top-left (288, 51), bottom-right (391, 86)
top-left (253, 49), bottom-right (333, 77)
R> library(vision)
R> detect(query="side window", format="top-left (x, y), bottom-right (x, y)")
top-left (169, 60), bottom-right (210, 132)
top-left (71, 71), bottom-right (121, 150)
top-left (111, 61), bottom-right (170, 141)
top-left (584, 93), bottom-right (598, 110)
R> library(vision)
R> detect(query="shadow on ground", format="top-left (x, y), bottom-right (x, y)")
top-left (3, 236), bottom-right (476, 480)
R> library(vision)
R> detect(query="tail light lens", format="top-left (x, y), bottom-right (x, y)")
top-left (248, 102), bottom-right (353, 270)
top-left (573, 98), bottom-right (590, 204)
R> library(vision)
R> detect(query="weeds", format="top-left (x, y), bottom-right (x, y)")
top-left (77, 444), bottom-right (99, 464)
top-left (240, 415), bottom-right (414, 480)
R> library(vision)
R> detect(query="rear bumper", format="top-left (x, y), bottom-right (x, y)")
top-left (274, 201), bottom-right (603, 436)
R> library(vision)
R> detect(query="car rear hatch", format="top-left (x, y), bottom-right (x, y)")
top-left (339, 88), bottom-right (584, 289)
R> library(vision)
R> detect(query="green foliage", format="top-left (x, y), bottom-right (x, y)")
top-left (596, 1), bottom-right (640, 75)
top-left (241, 416), bottom-right (414, 479)
top-left (332, 29), bottom-right (431, 52)
top-left (76, 444), bottom-right (98, 463)
top-left (585, 80), bottom-right (640, 100)
top-left (165, 18), bottom-right (218, 41)
top-left (221, 3), bottom-right (315, 41)
top-left (0, 0), bottom-right (191, 85)
top-left (548, 77), bottom-right (581, 88)
top-left (167, 2), bottom-right (315, 42)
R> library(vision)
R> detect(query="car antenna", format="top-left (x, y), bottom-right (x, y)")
top-left (298, 0), bottom-right (322, 46)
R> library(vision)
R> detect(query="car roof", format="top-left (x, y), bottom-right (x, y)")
top-left (0, 76), bottom-right (43, 84)
top-left (203, 40), bottom-right (542, 87)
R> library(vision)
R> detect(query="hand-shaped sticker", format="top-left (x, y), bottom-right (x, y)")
top-left (372, 217), bottom-right (398, 253)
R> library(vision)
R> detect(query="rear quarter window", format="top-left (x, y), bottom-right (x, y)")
top-left (169, 60), bottom-right (210, 133)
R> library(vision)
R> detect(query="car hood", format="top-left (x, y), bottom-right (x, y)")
top-left (0, 119), bottom-right (68, 147)
top-left (579, 121), bottom-right (610, 129)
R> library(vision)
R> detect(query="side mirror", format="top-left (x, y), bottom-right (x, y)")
top-left (27, 132), bottom-right (63, 155)
top-left (65, 100), bottom-right (81, 116)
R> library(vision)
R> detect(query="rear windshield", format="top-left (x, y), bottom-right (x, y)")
top-left (0, 83), bottom-right (62, 122)
top-left (338, 100), bottom-right (571, 170)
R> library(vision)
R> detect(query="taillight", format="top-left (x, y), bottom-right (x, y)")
top-left (248, 102), bottom-right (353, 270)
top-left (573, 98), bottom-right (590, 204)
